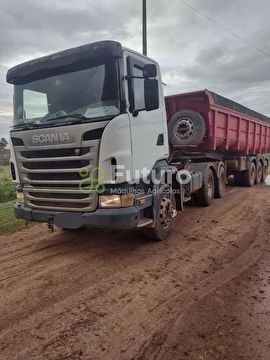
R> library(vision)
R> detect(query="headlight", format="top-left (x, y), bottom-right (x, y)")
top-left (16, 191), bottom-right (25, 204)
top-left (99, 194), bottom-right (134, 209)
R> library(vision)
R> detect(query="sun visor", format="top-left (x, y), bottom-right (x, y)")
top-left (6, 40), bottom-right (123, 85)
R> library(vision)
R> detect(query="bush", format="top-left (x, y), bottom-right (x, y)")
top-left (0, 179), bottom-right (16, 202)
top-left (0, 149), bottom-right (10, 166)
top-left (0, 166), bottom-right (17, 203)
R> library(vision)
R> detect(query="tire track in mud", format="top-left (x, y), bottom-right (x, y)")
top-left (0, 185), bottom-right (269, 360)
top-left (32, 190), bottom-right (268, 360)
top-left (132, 229), bottom-right (268, 360)
top-left (101, 213), bottom-right (268, 359)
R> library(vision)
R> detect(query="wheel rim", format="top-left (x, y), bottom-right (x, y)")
top-left (207, 173), bottom-right (214, 199)
top-left (219, 169), bottom-right (226, 194)
top-left (159, 195), bottom-right (176, 229)
top-left (257, 164), bottom-right (262, 182)
top-left (173, 117), bottom-right (194, 141)
top-left (250, 163), bottom-right (256, 184)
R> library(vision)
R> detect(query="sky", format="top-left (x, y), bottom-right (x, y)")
top-left (1, 0), bottom-right (270, 142)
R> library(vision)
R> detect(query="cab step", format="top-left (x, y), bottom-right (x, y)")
top-left (137, 218), bottom-right (153, 228)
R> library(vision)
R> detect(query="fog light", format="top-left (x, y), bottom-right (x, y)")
top-left (99, 194), bottom-right (134, 209)
top-left (16, 191), bottom-right (25, 204)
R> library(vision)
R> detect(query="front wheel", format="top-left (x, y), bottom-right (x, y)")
top-left (144, 184), bottom-right (177, 241)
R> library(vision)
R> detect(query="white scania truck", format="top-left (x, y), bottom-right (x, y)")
top-left (6, 40), bottom-right (269, 240)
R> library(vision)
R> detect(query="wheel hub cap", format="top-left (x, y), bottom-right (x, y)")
top-left (160, 197), bottom-right (176, 226)
top-left (174, 117), bottom-right (194, 140)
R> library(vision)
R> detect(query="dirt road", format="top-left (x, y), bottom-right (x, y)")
top-left (0, 183), bottom-right (270, 360)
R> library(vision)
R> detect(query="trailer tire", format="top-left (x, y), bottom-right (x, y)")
top-left (193, 167), bottom-right (215, 206)
top-left (144, 183), bottom-right (176, 241)
top-left (261, 160), bottom-right (268, 182)
top-left (242, 162), bottom-right (256, 187)
top-left (168, 109), bottom-right (206, 147)
top-left (256, 162), bottom-right (263, 184)
top-left (215, 166), bottom-right (226, 198)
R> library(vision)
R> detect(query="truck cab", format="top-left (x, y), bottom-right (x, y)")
top-left (7, 40), bottom-right (192, 240)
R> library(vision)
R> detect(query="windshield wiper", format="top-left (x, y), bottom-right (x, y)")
top-left (45, 113), bottom-right (89, 122)
top-left (12, 121), bottom-right (40, 129)
top-left (11, 113), bottom-right (88, 129)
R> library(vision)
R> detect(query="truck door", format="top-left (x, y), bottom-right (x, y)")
top-left (123, 50), bottom-right (169, 182)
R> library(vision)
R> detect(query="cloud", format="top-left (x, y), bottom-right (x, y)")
top-left (1, 0), bottom-right (270, 141)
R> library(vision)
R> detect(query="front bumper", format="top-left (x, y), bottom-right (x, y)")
top-left (14, 203), bottom-right (140, 230)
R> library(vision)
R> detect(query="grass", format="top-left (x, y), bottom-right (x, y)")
top-left (0, 201), bottom-right (31, 235)
top-left (0, 166), bottom-right (36, 235)
top-left (0, 165), bottom-right (17, 203)
top-left (0, 165), bottom-right (11, 179)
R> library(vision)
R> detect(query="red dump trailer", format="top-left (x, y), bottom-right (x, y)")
top-left (164, 89), bottom-right (269, 200)
top-left (165, 89), bottom-right (270, 155)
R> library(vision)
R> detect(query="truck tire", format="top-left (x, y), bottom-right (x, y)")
top-left (242, 162), bottom-right (256, 187)
top-left (193, 167), bottom-right (215, 206)
top-left (144, 183), bottom-right (176, 241)
top-left (215, 166), bottom-right (226, 198)
top-left (168, 109), bottom-right (206, 147)
top-left (256, 162), bottom-right (263, 184)
top-left (261, 160), bottom-right (268, 182)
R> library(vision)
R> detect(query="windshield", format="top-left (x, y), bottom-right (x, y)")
top-left (13, 57), bottom-right (121, 127)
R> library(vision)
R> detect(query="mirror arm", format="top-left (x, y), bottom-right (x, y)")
top-left (124, 75), bottom-right (144, 80)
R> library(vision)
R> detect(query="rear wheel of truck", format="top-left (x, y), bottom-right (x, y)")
top-left (144, 183), bottom-right (176, 241)
top-left (215, 166), bottom-right (226, 198)
top-left (242, 162), bottom-right (256, 187)
top-left (194, 167), bottom-right (215, 206)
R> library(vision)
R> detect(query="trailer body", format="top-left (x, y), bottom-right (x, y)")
top-left (165, 90), bottom-right (270, 155)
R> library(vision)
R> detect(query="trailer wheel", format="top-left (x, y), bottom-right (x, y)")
top-left (215, 166), bottom-right (226, 198)
top-left (144, 183), bottom-right (176, 241)
top-left (261, 160), bottom-right (268, 182)
top-left (168, 109), bottom-right (206, 147)
top-left (242, 162), bottom-right (256, 187)
top-left (256, 162), bottom-right (263, 184)
top-left (194, 167), bottom-right (215, 206)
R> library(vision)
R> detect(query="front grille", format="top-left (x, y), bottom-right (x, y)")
top-left (28, 172), bottom-right (83, 181)
top-left (23, 160), bottom-right (89, 170)
top-left (21, 147), bottom-right (90, 159)
top-left (14, 143), bottom-right (100, 212)
top-left (28, 192), bottom-right (87, 200)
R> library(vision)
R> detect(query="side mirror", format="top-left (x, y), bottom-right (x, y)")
top-left (144, 79), bottom-right (159, 111)
top-left (143, 64), bottom-right (157, 78)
